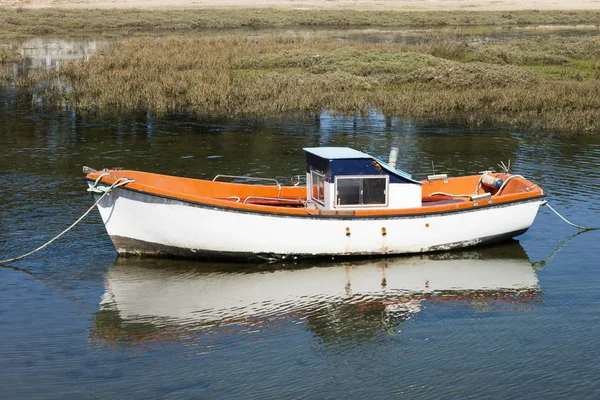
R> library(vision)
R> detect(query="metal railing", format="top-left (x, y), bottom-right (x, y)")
top-left (242, 196), bottom-right (304, 205)
top-left (212, 175), bottom-right (282, 196)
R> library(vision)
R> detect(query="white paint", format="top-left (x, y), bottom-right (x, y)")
top-left (387, 183), bottom-right (422, 209)
top-left (307, 173), bottom-right (421, 210)
top-left (91, 183), bottom-right (542, 257)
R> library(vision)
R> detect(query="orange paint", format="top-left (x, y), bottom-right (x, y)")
top-left (86, 170), bottom-right (544, 217)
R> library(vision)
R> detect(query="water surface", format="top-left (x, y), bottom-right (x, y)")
top-left (1, 33), bottom-right (600, 399)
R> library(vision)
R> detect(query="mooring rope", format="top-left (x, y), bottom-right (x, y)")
top-left (542, 201), bottom-right (599, 231)
top-left (531, 230), bottom-right (585, 270)
top-left (0, 177), bottom-right (133, 265)
top-left (2, 179), bottom-right (595, 265)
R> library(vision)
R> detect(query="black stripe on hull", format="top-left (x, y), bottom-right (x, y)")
top-left (110, 228), bottom-right (529, 262)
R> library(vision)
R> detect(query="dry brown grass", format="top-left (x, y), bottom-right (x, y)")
top-left (14, 33), bottom-right (600, 135)
top-left (1, 8), bottom-right (600, 38)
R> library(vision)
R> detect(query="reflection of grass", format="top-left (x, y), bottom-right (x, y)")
top-left (0, 65), bottom-right (11, 81)
top-left (0, 49), bottom-right (21, 81)
top-left (0, 48), bottom-right (22, 63)
top-left (2, 8), bottom-right (600, 38)
top-left (25, 33), bottom-right (600, 135)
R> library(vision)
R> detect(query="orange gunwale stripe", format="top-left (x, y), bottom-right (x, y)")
top-left (85, 170), bottom-right (545, 217)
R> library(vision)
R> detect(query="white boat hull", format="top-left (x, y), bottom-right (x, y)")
top-left (91, 184), bottom-right (543, 259)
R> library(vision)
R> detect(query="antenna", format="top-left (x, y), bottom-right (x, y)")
top-left (431, 160), bottom-right (436, 176)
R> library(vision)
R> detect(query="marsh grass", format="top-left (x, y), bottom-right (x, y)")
top-left (1, 8), bottom-right (600, 38)
top-left (0, 48), bottom-right (22, 63)
top-left (16, 33), bottom-right (600, 134)
top-left (0, 49), bottom-right (21, 81)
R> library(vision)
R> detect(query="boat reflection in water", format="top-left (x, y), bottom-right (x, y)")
top-left (93, 242), bottom-right (542, 344)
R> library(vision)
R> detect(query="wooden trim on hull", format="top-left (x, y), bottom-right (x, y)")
top-left (110, 228), bottom-right (529, 261)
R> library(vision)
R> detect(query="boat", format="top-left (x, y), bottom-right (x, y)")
top-left (84, 147), bottom-right (545, 260)
top-left (93, 244), bottom-right (541, 343)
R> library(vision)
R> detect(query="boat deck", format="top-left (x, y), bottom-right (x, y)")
top-left (86, 169), bottom-right (544, 217)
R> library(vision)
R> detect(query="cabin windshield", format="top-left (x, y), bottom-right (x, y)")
top-left (335, 176), bottom-right (388, 207)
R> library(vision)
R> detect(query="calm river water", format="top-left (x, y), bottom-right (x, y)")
top-left (1, 36), bottom-right (600, 399)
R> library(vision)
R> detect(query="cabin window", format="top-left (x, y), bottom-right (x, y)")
top-left (311, 170), bottom-right (325, 204)
top-left (335, 176), bottom-right (388, 207)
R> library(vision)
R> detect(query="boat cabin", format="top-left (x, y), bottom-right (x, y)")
top-left (304, 147), bottom-right (422, 211)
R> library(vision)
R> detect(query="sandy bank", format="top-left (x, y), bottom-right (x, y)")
top-left (2, 0), bottom-right (600, 11)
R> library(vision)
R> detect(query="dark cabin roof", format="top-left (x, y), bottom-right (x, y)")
top-left (303, 147), bottom-right (421, 185)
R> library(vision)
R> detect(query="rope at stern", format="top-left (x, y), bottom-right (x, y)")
top-left (542, 201), bottom-right (599, 231)
top-left (0, 177), bottom-right (134, 265)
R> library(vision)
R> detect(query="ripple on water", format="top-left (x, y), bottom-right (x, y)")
top-left (2, 104), bottom-right (600, 397)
